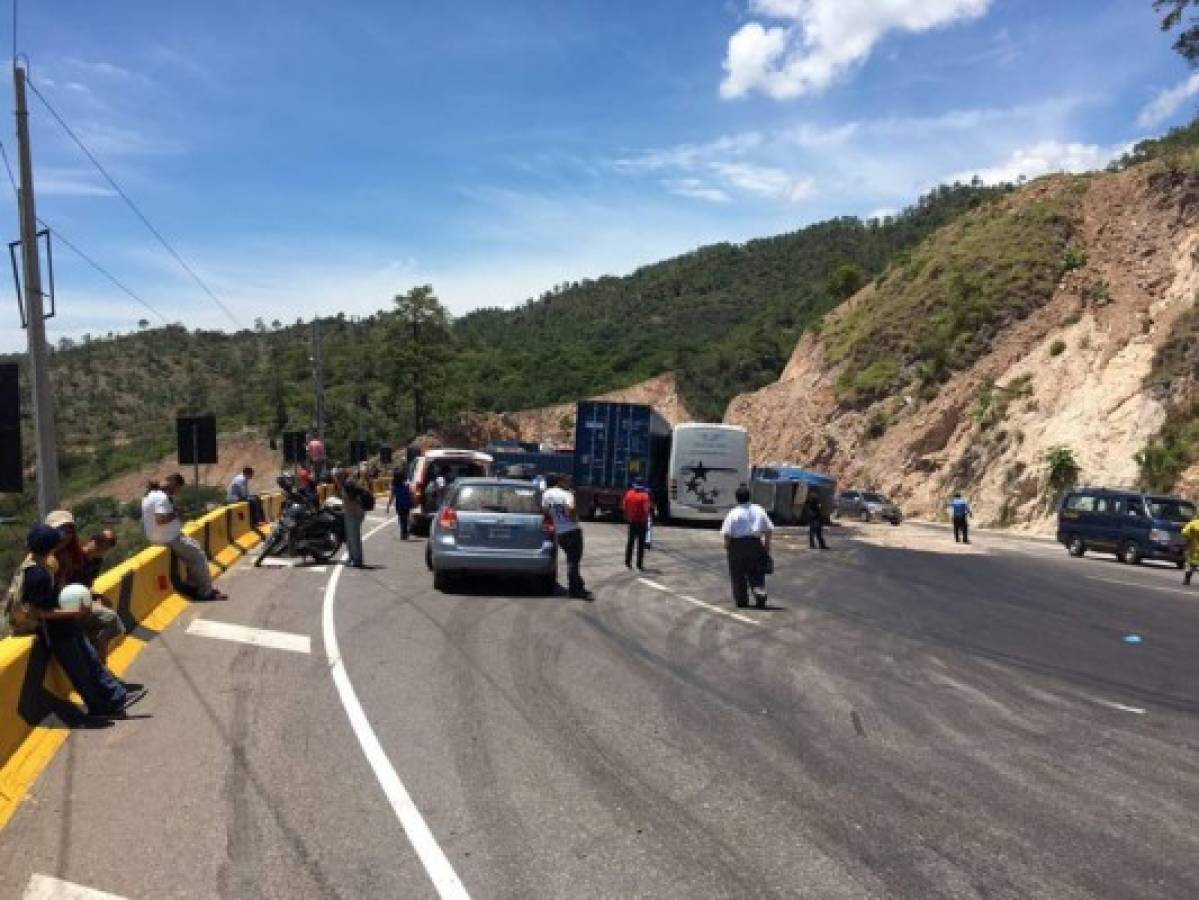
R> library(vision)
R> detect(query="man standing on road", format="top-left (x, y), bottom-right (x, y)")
top-left (949, 492), bottom-right (972, 544)
top-left (336, 469), bottom-right (369, 567)
top-left (805, 491), bottom-right (829, 550)
top-left (1183, 510), bottom-right (1199, 586)
top-left (622, 479), bottom-right (652, 571)
top-left (543, 475), bottom-right (591, 600)
top-left (721, 485), bottom-right (774, 609)
top-left (142, 475), bottom-right (226, 601)
top-left (386, 467), bottom-right (413, 540)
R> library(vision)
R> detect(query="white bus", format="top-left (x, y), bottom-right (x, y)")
top-left (667, 423), bottom-right (750, 523)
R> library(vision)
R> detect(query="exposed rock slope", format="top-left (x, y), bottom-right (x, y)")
top-left (727, 165), bottom-right (1199, 531)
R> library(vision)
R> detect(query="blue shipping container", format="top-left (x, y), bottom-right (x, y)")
top-left (572, 402), bottom-right (671, 514)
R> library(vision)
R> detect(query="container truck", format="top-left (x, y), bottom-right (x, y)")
top-left (572, 401), bottom-right (671, 520)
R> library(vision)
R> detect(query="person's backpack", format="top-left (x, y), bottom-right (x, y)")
top-left (4, 557), bottom-right (42, 637)
top-left (355, 483), bottom-right (376, 512)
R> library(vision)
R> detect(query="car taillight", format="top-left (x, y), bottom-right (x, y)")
top-left (542, 513), bottom-right (556, 537)
top-left (438, 507), bottom-right (458, 530)
top-left (413, 483), bottom-right (423, 502)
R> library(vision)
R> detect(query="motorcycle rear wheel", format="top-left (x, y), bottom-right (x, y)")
top-left (306, 533), bottom-right (343, 564)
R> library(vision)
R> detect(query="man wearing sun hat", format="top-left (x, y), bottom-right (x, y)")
top-left (46, 509), bottom-right (125, 664)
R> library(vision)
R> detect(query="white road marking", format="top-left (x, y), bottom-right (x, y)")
top-left (638, 577), bottom-right (761, 626)
top-left (23, 874), bottom-right (126, 900)
top-left (1083, 575), bottom-right (1193, 596)
top-left (1089, 697), bottom-right (1147, 715)
top-left (186, 619), bottom-right (311, 654)
top-left (323, 520), bottom-right (471, 900)
top-left (256, 558), bottom-right (328, 573)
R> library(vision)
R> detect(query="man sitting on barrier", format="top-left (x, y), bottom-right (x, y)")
top-left (46, 510), bottom-right (125, 664)
top-left (6, 525), bottom-right (144, 718)
top-left (227, 465), bottom-right (266, 526)
top-left (142, 474), bottom-right (228, 601)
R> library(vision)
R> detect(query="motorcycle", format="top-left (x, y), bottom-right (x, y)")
top-left (255, 475), bottom-right (345, 566)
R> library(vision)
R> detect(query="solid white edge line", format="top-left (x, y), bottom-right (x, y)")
top-left (637, 577), bottom-right (761, 626)
top-left (23, 874), bottom-right (127, 900)
top-left (322, 520), bottom-right (471, 900)
top-left (1083, 575), bottom-right (1193, 596)
top-left (185, 619), bottom-right (311, 654)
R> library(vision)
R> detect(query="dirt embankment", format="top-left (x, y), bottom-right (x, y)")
top-left (73, 431), bottom-right (283, 503)
top-left (425, 372), bottom-right (697, 449)
top-left (727, 165), bottom-right (1199, 532)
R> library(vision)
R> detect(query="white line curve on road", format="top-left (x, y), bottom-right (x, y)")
top-left (638, 577), bottom-right (761, 626)
top-left (322, 521), bottom-right (471, 900)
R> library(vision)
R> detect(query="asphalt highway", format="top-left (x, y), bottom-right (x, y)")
top-left (4, 515), bottom-right (1199, 899)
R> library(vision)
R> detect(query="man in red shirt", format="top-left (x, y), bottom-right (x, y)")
top-left (622, 480), bottom-right (653, 571)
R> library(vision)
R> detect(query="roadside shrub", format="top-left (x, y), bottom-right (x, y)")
top-left (1084, 280), bottom-right (1111, 305)
top-left (1049, 339), bottom-right (1067, 356)
top-left (1045, 445), bottom-right (1081, 494)
top-left (1135, 401), bottom-right (1199, 492)
top-left (865, 411), bottom-right (888, 439)
top-left (1063, 244), bottom-right (1088, 271)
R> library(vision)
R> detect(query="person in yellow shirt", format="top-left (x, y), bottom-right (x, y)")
top-left (1183, 513), bottom-right (1199, 586)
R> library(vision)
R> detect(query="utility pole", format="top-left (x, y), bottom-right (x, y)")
top-left (310, 318), bottom-right (325, 436)
top-left (14, 64), bottom-right (59, 516)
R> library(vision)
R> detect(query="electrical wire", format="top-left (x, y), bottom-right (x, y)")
top-left (24, 76), bottom-right (244, 329)
top-left (0, 139), bottom-right (171, 325)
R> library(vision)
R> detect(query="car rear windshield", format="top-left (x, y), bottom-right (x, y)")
top-left (452, 484), bottom-right (541, 514)
top-left (1147, 498), bottom-right (1197, 523)
top-left (863, 492), bottom-right (887, 503)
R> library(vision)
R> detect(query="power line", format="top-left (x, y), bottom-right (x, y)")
top-left (24, 75), bottom-right (244, 329)
top-left (0, 139), bottom-right (171, 325)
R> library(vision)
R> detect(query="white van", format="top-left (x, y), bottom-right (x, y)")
top-left (667, 424), bottom-right (750, 522)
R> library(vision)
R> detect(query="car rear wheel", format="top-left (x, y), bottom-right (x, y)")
top-left (433, 569), bottom-right (451, 592)
top-left (424, 544), bottom-right (433, 572)
top-left (1067, 536), bottom-right (1086, 557)
top-left (1121, 541), bottom-right (1142, 566)
top-left (536, 573), bottom-right (557, 596)
top-left (859, 510), bottom-right (871, 523)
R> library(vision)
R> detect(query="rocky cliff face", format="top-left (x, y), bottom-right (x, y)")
top-left (726, 165), bottom-right (1199, 532)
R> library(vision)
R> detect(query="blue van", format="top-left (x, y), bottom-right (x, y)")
top-left (1057, 488), bottom-right (1194, 567)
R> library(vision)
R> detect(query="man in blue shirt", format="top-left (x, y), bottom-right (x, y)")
top-left (949, 493), bottom-right (972, 544)
top-left (386, 467), bottom-right (413, 540)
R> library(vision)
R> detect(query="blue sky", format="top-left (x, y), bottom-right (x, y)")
top-left (0, 0), bottom-right (1194, 350)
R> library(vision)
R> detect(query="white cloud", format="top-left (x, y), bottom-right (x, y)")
top-left (721, 0), bottom-right (993, 101)
top-left (947, 140), bottom-right (1126, 185)
top-left (711, 162), bottom-right (814, 202)
top-left (1138, 72), bottom-right (1199, 128)
top-left (664, 178), bottom-right (732, 203)
top-left (37, 167), bottom-right (117, 197)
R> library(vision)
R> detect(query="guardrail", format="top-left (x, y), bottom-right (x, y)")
top-left (0, 494), bottom-right (288, 828)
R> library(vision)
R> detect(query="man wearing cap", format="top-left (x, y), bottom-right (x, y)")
top-left (142, 474), bottom-right (226, 601)
top-left (47, 510), bottom-right (125, 663)
top-left (8, 526), bottom-right (142, 717)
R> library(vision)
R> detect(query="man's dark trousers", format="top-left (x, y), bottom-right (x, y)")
top-left (558, 529), bottom-right (587, 596)
top-left (727, 536), bottom-right (766, 607)
top-left (396, 507), bottom-right (410, 540)
top-left (625, 522), bottom-right (648, 569)
top-left (42, 620), bottom-right (125, 715)
top-left (247, 494), bottom-right (266, 526)
top-left (953, 516), bottom-right (969, 543)
top-left (809, 517), bottom-right (828, 549)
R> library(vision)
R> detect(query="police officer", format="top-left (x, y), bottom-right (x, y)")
top-left (720, 485), bottom-right (774, 609)
top-left (805, 491), bottom-right (828, 550)
top-left (949, 492), bottom-right (972, 543)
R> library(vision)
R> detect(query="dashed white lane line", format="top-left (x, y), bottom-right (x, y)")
top-left (23, 874), bottom-right (125, 899)
top-left (1083, 575), bottom-right (1193, 596)
top-left (1090, 697), bottom-right (1147, 715)
top-left (323, 520), bottom-right (471, 900)
top-left (186, 619), bottom-right (311, 654)
top-left (637, 577), bottom-right (762, 626)
top-left (256, 558), bottom-right (328, 572)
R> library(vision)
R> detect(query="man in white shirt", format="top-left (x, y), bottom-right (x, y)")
top-left (720, 485), bottom-right (774, 609)
top-left (542, 475), bottom-right (591, 600)
top-left (142, 473), bottom-right (225, 601)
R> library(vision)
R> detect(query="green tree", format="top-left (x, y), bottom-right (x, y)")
top-left (385, 285), bottom-right (454, 434)
top-left (1157, 1), bottom-right (1199, 64)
